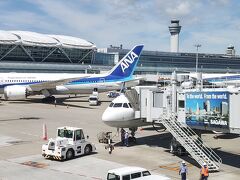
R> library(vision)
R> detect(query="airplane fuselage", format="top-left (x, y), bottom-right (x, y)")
top-left (0, 73), bottom-right (137, 95)
top-left (190, 73), bottom-right (240, 86)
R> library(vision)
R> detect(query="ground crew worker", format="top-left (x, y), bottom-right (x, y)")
top-left (179, 161), bottom-right (187, 180)
top-left (105, 138), bottom-right (114, 154)
top-left (124, 131), bottom-right (129, 147)
top-left (121, 128), bottom-right (125, 145)
top-left (200, 162), bottom-right (209, 180)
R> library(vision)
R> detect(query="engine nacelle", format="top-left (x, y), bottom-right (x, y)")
top-left (4, 85), bottom-right (27, 100)
top-left (56, 85), bottom-right (69, 92)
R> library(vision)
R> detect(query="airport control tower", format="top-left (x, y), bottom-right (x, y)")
top-left (169, 19), bottom-right (181, 52)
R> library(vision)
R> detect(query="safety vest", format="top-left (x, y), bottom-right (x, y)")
top-left (201, 167), bottom-right (209, 177)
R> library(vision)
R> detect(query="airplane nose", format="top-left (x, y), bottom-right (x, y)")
top-left (102, 108), bottom-right (117, 122)
top-left (102, 107), bottom-right (135, 128)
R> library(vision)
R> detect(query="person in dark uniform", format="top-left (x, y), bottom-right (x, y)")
top-left (179, 161), bottom-right (187, 180)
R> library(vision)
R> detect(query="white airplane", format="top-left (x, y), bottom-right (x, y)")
top-left (181, 72), bottom-right (240, 87)
top-left (200, 73), bottom-right (240, 86)
top-left (0, 45), bottom-right (144, 101)
top-left (102, 94), bottom-right (150, 139)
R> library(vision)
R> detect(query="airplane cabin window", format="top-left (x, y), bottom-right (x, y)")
top-left (123, 103), bottom-right (129, 108)
top-left (128, 103), bottom-right (132, 108)
top-left (109, 103), bottom-right (114, 107)
top-left (113, 103), bottom-right (122, 107)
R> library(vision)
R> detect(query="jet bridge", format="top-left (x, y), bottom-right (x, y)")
top-left (131, 85), bottom-right (222, 171)
top-left (177, 90), bottom-right (240, 134)
top-left (126, 72), bottom-right (240, 171)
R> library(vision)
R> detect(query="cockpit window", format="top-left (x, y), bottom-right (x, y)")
top-left (128, 103), bottom-right (132, 108)
top-left (113, 103), bottom-right (122, 107)
top-left (109, 103), bottom-right (114, 107)
top-left (123, 103), bottom-right (129, 108)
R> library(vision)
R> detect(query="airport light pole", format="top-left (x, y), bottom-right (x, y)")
top-left (194, 44), bottom-right (201, 73)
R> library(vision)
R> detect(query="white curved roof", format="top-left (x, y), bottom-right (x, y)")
top-left (0, 30), bottom-right (19, 44)
top-left (11, 31), bottom-right (58, 47)
top-left (0, 30), bottom-right (96, 49)
top-left (49, 35), bottom-right (96, 49)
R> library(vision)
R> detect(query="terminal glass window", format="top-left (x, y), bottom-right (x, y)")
top-left (58, 129), bottom-right (73, 138)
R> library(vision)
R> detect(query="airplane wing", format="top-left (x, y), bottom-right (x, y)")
top-left (28, 76), bottom-right (89, 91)
top-left (131, 77), bottom-right (146, 81)
top-left (119, 77), bottom-right (145, 84)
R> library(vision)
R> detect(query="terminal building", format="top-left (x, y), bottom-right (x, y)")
top-left (99, 45), bottom-right (240, 75)
top-left (0, 30), bottom-right (98, 73)
top-left (1, 29), bottom-right (240, 75)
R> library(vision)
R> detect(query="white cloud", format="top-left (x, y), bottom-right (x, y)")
top-left (0, 0), bottom-right (238, 54)
top-left (0, 10), bottom-right (60, 33)
top-left (166, 1), bottom-right (191, 16)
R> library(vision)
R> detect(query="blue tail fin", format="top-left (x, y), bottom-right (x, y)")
top-left (108, 45), bottom-right (144, 78)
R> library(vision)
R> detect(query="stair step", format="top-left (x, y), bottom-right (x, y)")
top-left (162, 118), bottom-right (222, 172)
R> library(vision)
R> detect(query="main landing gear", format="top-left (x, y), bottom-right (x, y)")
top-left (129, 127), bottom-right (137, 143)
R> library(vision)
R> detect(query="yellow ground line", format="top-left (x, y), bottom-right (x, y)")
top-left (159, 162), bottom-right (193, 172)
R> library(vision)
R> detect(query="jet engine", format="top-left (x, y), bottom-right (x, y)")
top-left (4, 85), bottom-right (27, 100)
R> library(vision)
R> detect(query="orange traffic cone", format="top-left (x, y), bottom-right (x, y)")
top-left (42, 123), bottom-right (48, 140)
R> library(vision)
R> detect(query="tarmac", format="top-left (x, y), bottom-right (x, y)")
top-left (0, 93), bottom-right (240, 180)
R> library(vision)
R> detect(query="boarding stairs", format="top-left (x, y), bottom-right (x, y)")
top-left (159, 113), bottom-right (222, 172)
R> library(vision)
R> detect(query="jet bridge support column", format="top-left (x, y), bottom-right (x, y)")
top-left (196, 72), bottom-right (203, 91)
top-left (171, 71), bottom-right (177, 114)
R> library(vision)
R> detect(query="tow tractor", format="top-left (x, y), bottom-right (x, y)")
top-left (42, 126), bottom-right (96, 160)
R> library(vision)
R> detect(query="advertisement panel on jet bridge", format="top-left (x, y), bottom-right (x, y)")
top-left (185, 91), bottom-right (229, 129)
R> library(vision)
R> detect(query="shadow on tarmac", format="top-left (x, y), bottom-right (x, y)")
top-left (213, 133), bottom-right (239, 139)
top-left (113, 132), bottom-right (201, 168)
top-left (4, 96), bottom-right (97, 109)
top-left (114, 132), bottom-right (240, 169)
top-left (56, 96), bottom-right (98, 109)
top-left (214, 149), bottom-right (240, 168)
top-left (46, 152), bottom-right (98, 162)
top-left (0, 117), bottom-right (41, 122)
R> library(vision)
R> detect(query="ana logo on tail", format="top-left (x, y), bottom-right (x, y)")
top-left (120, 51), bottom-right (139, 73)
top-left (108, 45), bottom-right (143, 78)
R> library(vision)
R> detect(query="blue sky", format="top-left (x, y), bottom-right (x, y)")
top-left (0, 0), bottom-right (239, 54)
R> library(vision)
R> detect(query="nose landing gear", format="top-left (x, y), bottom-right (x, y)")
top-left (129, 127), bottom-right (137, 143)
